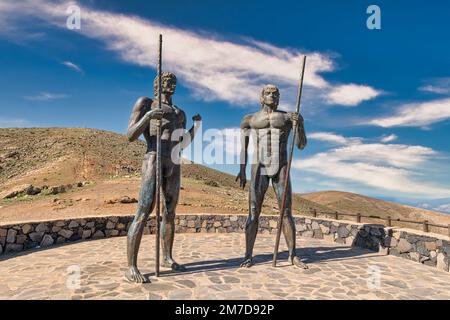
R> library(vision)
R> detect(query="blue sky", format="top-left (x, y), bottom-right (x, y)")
top-left (1, 0), bottom-right (450, 212)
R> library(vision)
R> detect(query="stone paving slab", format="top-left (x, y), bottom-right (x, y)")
top-left (0, 233), bottom-right (449, 300)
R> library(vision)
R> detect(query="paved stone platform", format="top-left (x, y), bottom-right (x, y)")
top-left (0, 233), bottom-right (449, 300)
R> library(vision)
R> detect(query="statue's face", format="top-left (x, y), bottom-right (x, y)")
top-left (262, 86), bottom-right (279, 109)
top-left (161, 77), bottom-right (177, 95)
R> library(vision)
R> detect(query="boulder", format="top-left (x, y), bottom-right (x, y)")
top-left (68, 221), bottom-right (79, 229)
top-left (6, 229), bottom-right (17, 243)
top-left (337, 225), bottom-right (349, 238)
top-left (397, 238), bottom-right (413, 253)
top-left (40, 235), bottom-right (54, 247)
top-left (22, 224), bottom-right (33, 235)
top-left (35, 223), bottom-right (48, 233)
top-left (29, 232), bottom-right (44, 242)
top-left (58, 229), bottom-right (73, 239)
top-left (436, 253), bottom-right (449, 272)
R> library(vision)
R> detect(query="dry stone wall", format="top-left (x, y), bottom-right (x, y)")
top-left (0, 214), bottom-right (448, 272)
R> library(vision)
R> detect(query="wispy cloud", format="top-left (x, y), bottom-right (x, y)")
top-left (366, 97), bottom-right (450, 128)
top-left (62, 61), bottom-right (83, 73)
top-left (23, 91), bottom-right (69, 101)
top-left (0, 0), bottom-right (381, 108)
top-left (326, 84), bottom-right (382, 107)
top-left (294, 132), bottom-right (450, 198)
top-left (380, 134), bottom-right (397, 143)
top-left (419, 77), bottom-right (450, 95)
top-left (0, 117), bottom-right (31, 128)
top-left (308, 132), bottom-right (362, 145)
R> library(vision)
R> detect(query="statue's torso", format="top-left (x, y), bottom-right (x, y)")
top-left (144, 101), bottom-right (185, 156)
top-left (248, 110), bottom-right (291, 169)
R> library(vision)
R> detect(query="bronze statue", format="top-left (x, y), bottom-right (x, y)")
top-left (236, 84), bottom-right (309, 269)
top-left (125, 72), bottom-right (201, 283)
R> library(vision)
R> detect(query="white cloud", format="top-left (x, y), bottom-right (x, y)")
top-left (0, 117), bottom-right (31, 128)
top-left (0, 0), bottom-right (381, 108)
top-left (308, 132), bottom-right (362, 145)
top-left (326, 84), bottom-right (381, 107)
top-left (419, 77), bottom-right (450, 95)
top-left (434, 203), bottom-right (450, 213)
top-left (23, 92), bottom-right (69, 101)
top-left (367, 97), bottom-right (450, 127)
top-left (62, 61), bottom-right (83, 73)
top-left (380, 134), bottom-right (397, 143)
top-left (294, 133), bottom-right (450, 198)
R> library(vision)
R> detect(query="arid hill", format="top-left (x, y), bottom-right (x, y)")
top-left (0, 128), bottom-right (448, 234)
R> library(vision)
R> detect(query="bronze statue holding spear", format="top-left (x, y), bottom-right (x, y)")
top-left (236, 56), bottom-right (308, 269)
top-left (125, 35), bottom-right (201, 283)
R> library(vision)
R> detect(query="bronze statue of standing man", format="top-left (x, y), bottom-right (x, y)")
top-left (236, 84), bottom-right (309, 269)
top-left (125, 72), bottom-right (201, 283)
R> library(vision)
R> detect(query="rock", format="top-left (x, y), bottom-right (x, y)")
top-left (29, 232), bottom-right (44, 242)
top-left (311, 221), bottom-right (320, 230)
top-left (296, 224), bottom-right (307, 232)
top-left (436, 253), bottom-right (449, 272)
top-left (92, 230), bottom-right (105, 239)
top-left (0, 228), bottom-right (7, 237)
top-left (82, 230), bottom-right (92, 239)
top-left (213, 222), bottom-right (221, 228)
top-left (230, 215), bottom-right (238, 222)
top-left (6, 229), bottom-right (17, 243)
top-left (35, 223), bottom-right (48, 233)
top-left (397, 238), bottom-right (413, 253)
top-left (319, 225), bottom-right (330, 234)
top-left (425, 242), bottom-right (437, 251)
top-left (116, 223), bottom-right (126, 230)
top-left (58, 229), bottom-right (73, 239)
top-left (105, 196), bottom-right (138, 204)
top-left (16, 235), bottom-right (27, 244)
top-left (25, 185), bottom-right (41, 196)
top-left (1, 184), bottom-right (32, 199)
top-left (105, 229), bottom-right (119, 237)
top-left (106, 221), bottom-right (115, 229)
top-left (55, 221), bottom-right (66, 227)
top-left (384, 236), bottom-right (398, 247)
top-left (85, 222), bottom-right (95, 228)
top-left (40, 235), bottom-right (54, 247)
top-left (187, 221), bottom-right (195, 228)
top-left (49, 185), bottom-right (66, 195)
top-left (301, 230), bottom-right (314, 238)
top-left (416, 244), bottom-right (429, 256)
top-left (409, 252), bottom-right (421, 262)
top-left (22, 224), bottom-right (33, 234)
top-left (52, 226), bottom-right (62, 233)
top-left (337, 225), bottom-right (349, 238)
top-left (430, 251), bottom-right (437, 259)
top-left (5, 244), bottom-right (23, 253)
top-left (269, 220), bottom-right (277, 229)
top-left (68, 221), bottom-right (79, 229)
top-left (0, 244), bottom-right (2, 255)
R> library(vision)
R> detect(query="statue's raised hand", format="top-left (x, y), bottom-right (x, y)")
top-left (235, 169), bottom-right (247, 189)
top-left (192, 114), bottom-right (202, 122)
top-left (290, 112), bottom-right (303, 124)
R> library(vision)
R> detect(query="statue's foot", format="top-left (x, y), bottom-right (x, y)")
top-left (124, 266), bottom-right (149, 283)
top-left (161, 259), bottom-right (187, 272)
top-left (240, 258), bottom-right (254, 268)
top-left (288, 256), bottom-right (309, 269)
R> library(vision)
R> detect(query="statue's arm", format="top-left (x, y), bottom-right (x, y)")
top-left (236, 114), bottom-right (252, 188)
top-left (127, 97), bottom-right (163, 142)
top-left (178, 110), bottom-right (202, 149)
top-left (295, 114), bottom-right (307, 150)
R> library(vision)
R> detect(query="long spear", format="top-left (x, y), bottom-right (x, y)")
top-left (155, 34), bottom-right (163, 277)
top-left (272, 55), bottom-right (307, 267)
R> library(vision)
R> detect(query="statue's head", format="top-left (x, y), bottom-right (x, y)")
top-left (153, 72), bottom-right (177, 97)
top-left (260, 84), bottom-right (280, 109)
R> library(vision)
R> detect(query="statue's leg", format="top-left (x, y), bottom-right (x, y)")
top-left (160, 163), bottom-right (185, 271)
top-left (241, 164), bottom-right (269, 268)
top-left (272, 165), bottom-right (308, 269)
top-left (125, 153), bottom-right (157, 283)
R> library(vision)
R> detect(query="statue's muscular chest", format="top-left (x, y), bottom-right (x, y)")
top-left (148, 103), bottom-right (183, 136)
top-left (250, 111), bottom-right (289, 131)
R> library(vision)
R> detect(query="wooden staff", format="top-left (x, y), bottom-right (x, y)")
top-left (272, 55), bottom-right (307, 267)
top-left (155, 34), bottom-right (162, 277)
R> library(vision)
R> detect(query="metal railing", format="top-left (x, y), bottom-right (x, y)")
top-left (304, 208), bottom-right (450, 237)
